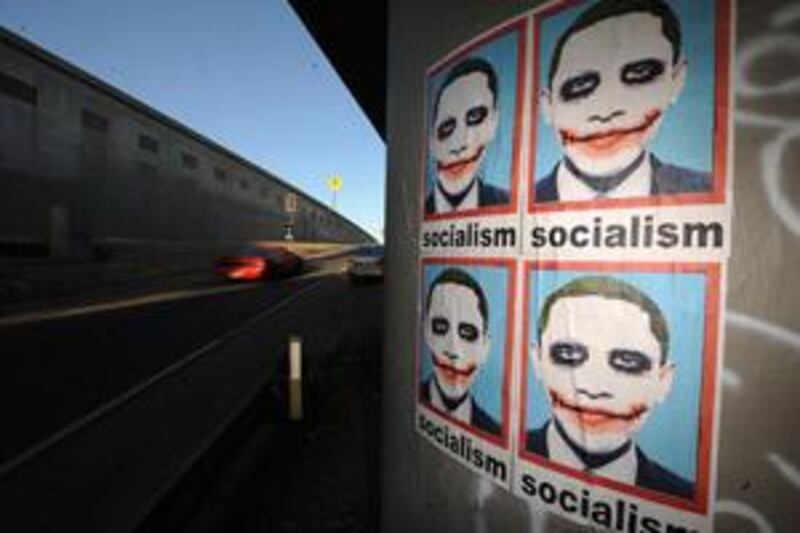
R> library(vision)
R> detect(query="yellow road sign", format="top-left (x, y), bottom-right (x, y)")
top-left (327, 175), bottom-right (343, 192)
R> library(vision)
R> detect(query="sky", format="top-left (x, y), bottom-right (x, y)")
top-left (0, 0), bottom-right (386, 240)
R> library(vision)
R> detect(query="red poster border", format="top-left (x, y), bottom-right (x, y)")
top-left (527, 0), bottom-right (732, 213)
top-left (517, 261), bottom-right (721, 515)
top-left (420, 16), bottom-right (528, 221)
top-left (416, 257), bottom-right (517, 449)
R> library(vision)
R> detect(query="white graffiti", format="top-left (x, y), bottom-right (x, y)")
top-left (731, 7), bottom-right (800, 526)
top-left (771, 3), bottom-right (800, 33)
top-left (760, 126), bottom-right (800, 237)
top-left (715, 500), bottom-right (776, 533)
top-left (736, 36), bottom-right (800, 98)
top-left (766, 453), bottom-right (800, 490)
top-left (722, 367), bottom-right (743, 390)
top-left (735, 109), bottom-right (796, 130)
top-left (737, 2), bottom-right (800, 98)
top-left (735, 2), bottom-right (800, 237)
top-left (727, 311), bottom-right (800, 353)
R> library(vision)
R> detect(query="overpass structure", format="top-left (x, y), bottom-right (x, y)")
top-left (0, 27), bottom-right (372, 259)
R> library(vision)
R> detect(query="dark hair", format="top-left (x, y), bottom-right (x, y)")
top-left (537, 275), bottom-right (669, 364)
top-left (426, 267), bottom-right (489, 332)
top-left (433, 57), bottom-right (499, 120)
top-left (548, 0), bottom-right (682, 89)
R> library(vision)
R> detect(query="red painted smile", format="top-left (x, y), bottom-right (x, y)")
top-left (437, 146), bottom-right (484, 181)
top-left (433, 356), bottom-right (477, 386)
top-left (560, 110), bottom-right (662, 158)
top-left (550, 390), bottom-right (647, 434)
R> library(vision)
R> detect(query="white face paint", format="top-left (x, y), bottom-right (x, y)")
top-left (542, 12), bottom-right (686, 176)
top-left (534, 295), bottom-right (674, 453)
top-left (431, 71), bottom-right (499, 196)
top-left (425, 282), bottom-right (491, 404)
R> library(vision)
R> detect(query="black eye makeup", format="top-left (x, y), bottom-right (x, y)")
top-left (436, 117), bottom-right (456, 141)
top-left (608, 349), bottom-right (653, 374)
top-left (549, 342), bottom-right (589, 367)
top-left (458, 322), bottom-right (480, 342)
top-left (465, 105), bottom-right (489, 126)
top-left (559, 71), bottom-right (600, 102)
top-left (431, 316), bottom-right (449, 336)
top-left (621, 58), bottom-right (665, 85)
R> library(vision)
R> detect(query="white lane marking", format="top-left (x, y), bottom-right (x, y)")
top-left (0, 283), bottom-right (258, 326)
top-left (0, 277), bottom-right (326, 478)
top-left (0, 269), bottom-right (334, 327)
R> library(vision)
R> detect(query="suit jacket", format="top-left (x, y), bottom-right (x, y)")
top-left (420, 379), bottom-right (501, 436)
top-left (425, 179), bottom-right (510, 214)
top-left (534, 155), bottom-right (710, 203)
top-left (525, 422), bottom-right (694, 500)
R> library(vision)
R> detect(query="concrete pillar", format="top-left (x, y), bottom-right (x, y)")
top-left (382, 1), bottom-right (800, 532)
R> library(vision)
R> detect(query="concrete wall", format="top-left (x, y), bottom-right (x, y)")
top-left (382, 1), bottom-right (800, 531)
top-left (0, 29), bottom-right (370, 255)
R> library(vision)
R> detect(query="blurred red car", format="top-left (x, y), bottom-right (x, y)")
top-left (215, 246), bottom-right (303, 281)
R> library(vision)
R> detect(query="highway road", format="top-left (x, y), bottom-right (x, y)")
top-left (0, 254), bottom-right (383, 533)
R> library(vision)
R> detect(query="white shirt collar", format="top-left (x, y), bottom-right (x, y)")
top-left (546, 422), bottom-right (638, 486)
top-left (429, 380), bottom-right (472, 425)
top-left (433, 178), bottom-right (480, 213)
top-left (555, 153), bottom-right (653, 201)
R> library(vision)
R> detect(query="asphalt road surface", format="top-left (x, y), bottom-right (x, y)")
top-left (139, 262), bottom-right (383, 533)
top-left (0, 255), bottom-right (383, 533)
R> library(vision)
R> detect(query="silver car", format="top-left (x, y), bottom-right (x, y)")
top-left (347, 245), bottom-right (384, 283)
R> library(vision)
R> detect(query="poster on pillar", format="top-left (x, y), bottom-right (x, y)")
top-left (414, 0), bottom-right (734, 527)
top-left (514, 261), bottom-right (724, 532)
top-left (510, 1), bottom-right (734, 530)
top-left (419, 15), bottom-right (526, 258)
top-left (416, 259), bottom-right (515, 488)
top-left (524, 0), bottom-right (734, 263)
